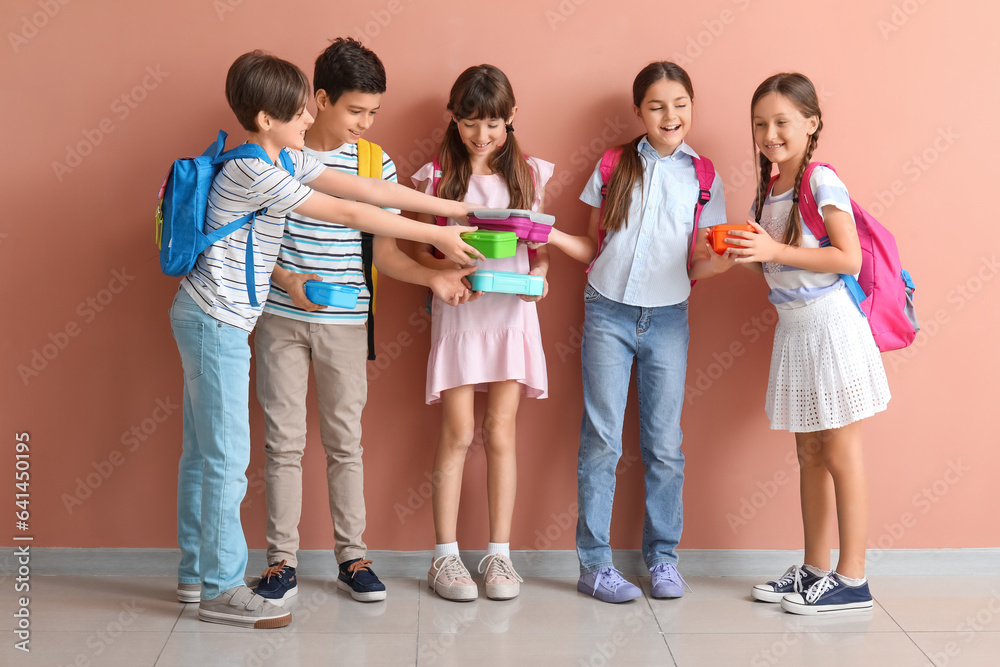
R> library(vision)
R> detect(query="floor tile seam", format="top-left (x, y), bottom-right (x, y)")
top-left (901, 628), bottom-right (939, 666)
top-left (874, 598), bottom-right (908, 632)
top-left (151, 627), bottom-right (174, 667)
top-left (660, 631), bottom-right (680, 667)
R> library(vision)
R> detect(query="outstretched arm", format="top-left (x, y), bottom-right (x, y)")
top-left (307, 167), bottom-right (480, 223)
top-left (373, 235), bottom-right (476, 306)
top-left (539, 207), bottom-right (600, 265)
top-left (293, 192), bottom-right (483, 266)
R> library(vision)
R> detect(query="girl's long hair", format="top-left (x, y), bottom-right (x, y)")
top-left (436, 64), bottom-right (535, 209)
top-left (602, 61), bottom-right (694, 233)
top-left (750, 73), bottom-right (823, 247)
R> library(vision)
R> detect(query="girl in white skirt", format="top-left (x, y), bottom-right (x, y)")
top-left (724, 73), bottom-right (890, 616)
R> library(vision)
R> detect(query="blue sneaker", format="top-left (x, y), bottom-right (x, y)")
top-left (338, 558), bottom-right (387, 602)
top-left (780, 573), bottom-right (874, 615)
top-left (577, 567), bottom-right (641, 603)
top-left (253, 560), bottom-right (297, 607)
top-left (752, 565), bottom-right (823, 603)
top-left (650, 562), bottom-right (690, 599)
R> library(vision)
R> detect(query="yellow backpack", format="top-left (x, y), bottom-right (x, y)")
top-left (357, 139), bottom-right (382, 360)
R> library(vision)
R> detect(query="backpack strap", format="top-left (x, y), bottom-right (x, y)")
top-left (212, 142), bottom-right (295, 309)
top-left (689, 155), bottom-right (715, 272)
top-left (357, 139), bottom-right (384, 361)
top-left (796, 161), bottom-right (868, 308)
top-left (589, 147), bottom-right (623, 272)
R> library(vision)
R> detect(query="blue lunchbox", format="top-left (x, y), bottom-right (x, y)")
top-left (466, 270), bottom-right (544, 297)
top-left (303, 281), bottom-right (360, 309)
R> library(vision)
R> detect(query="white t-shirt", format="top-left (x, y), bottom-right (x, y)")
top-left (754, 166), bottom-right (855, 309)
top-left (181, 148), bottom-right (326, 331)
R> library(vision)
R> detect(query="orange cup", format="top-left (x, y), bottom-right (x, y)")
top-left (709, 223), bottom-right (756, 254)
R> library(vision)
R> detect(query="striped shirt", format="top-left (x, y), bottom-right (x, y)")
top-left (261, 142), bottom-right (399, 324)
top-left (755, 166), bottom-right (856, 309)
top-left (180, 148), bottom-right (325, 331)
top-left (579, 138), bottom-right (727, 307)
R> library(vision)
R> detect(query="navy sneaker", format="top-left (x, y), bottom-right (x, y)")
top-left (338, 558), bottom-right (387, 602)
top-left (780, 573), bottom-right (874, 615)
top-left (577, 567), bottom-right (641, 603)
top-left (650, 562), bottom-right (690, 599)
top-left (752, 565), bottom-right (823, 603)
top-left (253, 560), bottom-right (297, 607)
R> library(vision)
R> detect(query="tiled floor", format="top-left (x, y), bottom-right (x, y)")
top-left (4, 574), bottom-right (999, 666)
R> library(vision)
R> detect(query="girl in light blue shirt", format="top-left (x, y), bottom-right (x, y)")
top-left (544, 61), bottom-right (733, 603)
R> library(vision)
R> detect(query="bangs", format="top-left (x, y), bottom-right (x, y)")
top-left (450, 70), bottom-right (513, 120)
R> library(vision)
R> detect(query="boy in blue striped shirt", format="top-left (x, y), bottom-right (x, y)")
top-left (251, 39), bottom-right (472, 605)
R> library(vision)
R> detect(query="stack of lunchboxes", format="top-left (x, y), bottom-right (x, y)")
top-left (461, 209), bottom-right (555, 297)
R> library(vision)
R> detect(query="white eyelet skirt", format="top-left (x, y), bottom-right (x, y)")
top-left (765, 285), bottom-right (891, 432)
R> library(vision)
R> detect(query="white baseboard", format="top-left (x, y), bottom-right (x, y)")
top-left (4, 547), bottom-right (998, 577)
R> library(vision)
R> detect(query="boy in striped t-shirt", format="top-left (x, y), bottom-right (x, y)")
top-left (251, 39), bottom-right (475, 606)
top-left (171, 50), bottom-right (481, 630)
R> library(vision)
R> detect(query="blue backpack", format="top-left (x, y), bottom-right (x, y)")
top-left (155, 130), bottom-right (294, 308)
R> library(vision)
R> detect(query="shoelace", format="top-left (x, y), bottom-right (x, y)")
top-left (591, 567), bottom-right (629, 594)
top-left (651, 563), bottom-right (693, 593)
top-left (804, 573), bottom-right (838, 603)
top-left (431, 554), bottom-right (471, 586)
top-left (261, 559), bottom-right (289, 582)
top-left (774, 565), bottom-right (805, 592)
top-left (477, 554), bottom-right (524, 583)
top-left (345, 559), bottom-right (374, 579)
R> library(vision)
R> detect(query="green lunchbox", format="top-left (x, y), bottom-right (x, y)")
top-left (460, 230), bottom-right (517, 259)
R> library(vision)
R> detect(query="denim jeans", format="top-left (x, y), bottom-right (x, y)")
top-left (170, 288), bottom-right (251, 600)
top-left (576, 283), bottom-right (689, 573)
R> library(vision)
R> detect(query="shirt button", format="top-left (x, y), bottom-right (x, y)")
top-left (637, 253), bottom-right (643, 258)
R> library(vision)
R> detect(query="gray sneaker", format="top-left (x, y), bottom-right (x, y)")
top-left (198, 585), bottom-right (292, 628)
top-left (176, 582), bottom-right (200, 603)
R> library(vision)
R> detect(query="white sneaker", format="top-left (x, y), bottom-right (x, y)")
top-left (478, 554), bottom-right (523, 600)
top-left (428, 554), bottom-right (478, 602)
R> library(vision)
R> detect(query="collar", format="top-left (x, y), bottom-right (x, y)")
top-left (637, 136), bottom-right (699, 161)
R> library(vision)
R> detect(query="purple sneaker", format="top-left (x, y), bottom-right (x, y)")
top-left (577, 567), bottom-right (641, 603)
top-left (650, 562), bottom-right (690, 599)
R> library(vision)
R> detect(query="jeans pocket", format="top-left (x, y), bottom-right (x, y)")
top-left (171, 319), bottom-right (204, 381)
top-left (584, 283), bottom-right (601, 303)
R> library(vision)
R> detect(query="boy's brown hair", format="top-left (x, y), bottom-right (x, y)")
top-left (225, 50), bottom-right (310, 132)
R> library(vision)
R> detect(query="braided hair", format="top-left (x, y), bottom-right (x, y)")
top-left (751, 73), bottom-right (823, 247)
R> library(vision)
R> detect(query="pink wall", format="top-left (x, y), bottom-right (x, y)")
top-left (3, 0), bottom-right (997, 554)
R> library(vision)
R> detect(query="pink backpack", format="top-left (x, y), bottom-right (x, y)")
top-left (784, 162), bottom-right (919, 352)
top-left (592, 146), bottom-right (716, 280)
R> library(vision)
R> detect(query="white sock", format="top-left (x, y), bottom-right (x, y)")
top-left (803, 564), bottom-right (829, 578)
top-left (434, 542), bottom-right (460, 561)
top-left (487, 542), bottom-right (510, 558)
top-left (835, 572), bottom-right (867, 586)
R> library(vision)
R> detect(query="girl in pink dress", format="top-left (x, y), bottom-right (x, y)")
top-left (412, 64), bottom-right (553, 602)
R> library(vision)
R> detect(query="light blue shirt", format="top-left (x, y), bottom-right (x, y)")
top-left (580, 138), bottom-right (726, 307)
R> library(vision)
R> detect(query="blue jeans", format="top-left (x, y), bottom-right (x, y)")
top-left (576, 284), bottom-right (689, 573)
top-left (170, 288), bottom-right (251, 600)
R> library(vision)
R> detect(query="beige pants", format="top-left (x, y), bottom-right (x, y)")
top-left (255, 312), bottom-right (368, 566)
